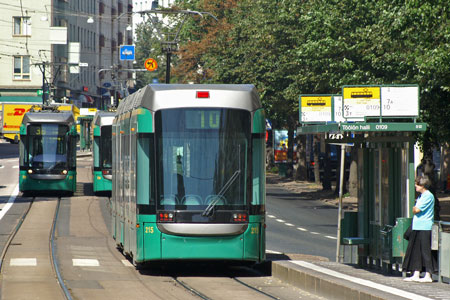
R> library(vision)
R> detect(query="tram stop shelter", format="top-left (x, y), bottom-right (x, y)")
top-left (297, 85), bottom-right (427, 272)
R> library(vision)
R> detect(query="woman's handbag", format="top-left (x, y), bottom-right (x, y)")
top-left (403, 223), bottom-right (413, 241)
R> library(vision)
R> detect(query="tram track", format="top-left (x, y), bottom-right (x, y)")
top-left (0, 196), bottom-right (34, 274)
top-left (173, 275), bottom-right (282, 300)
top-left (50, 197), bottom-right (72, 300)
top-left (0, 195), bottom-right (70, 299)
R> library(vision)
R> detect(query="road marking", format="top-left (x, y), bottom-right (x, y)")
top-left (267, 215), bottom-right (276, 218)
top-left (276, 219), bottom-right (285, 223)
top-left (266, 250), bottom-right (283, 254)
top-left (297, 227), bottom-right (307, 231)
top-left (73, 259), bottom-right (100, 266)
top-left (310, 232), bottom-right (320, 235)
top-left (12, 166), bottom-right (19, 169)
top-left (0, 185), bottom-right (19, 221)
top-left (10, 258), bottom-right (37, 266)
top-left (122, 260), bottom-right (134, 267)
top-left (292, 261), bottom-right (435, 300)
top-left (0, 165), bottom-right (4, 169)
top-left (325, 235), bottom-right (337, 239)
top-left (6, 159), bottom-right (18, 163)
top-left (285, 223), bottom-right (295, 226)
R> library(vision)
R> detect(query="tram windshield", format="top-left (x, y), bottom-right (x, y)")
top-left (156, 108), bottom-right (250, 211)
top-left (25, 124), bottom-right (69, 170)
top-left (100, 126), bottom-right (112, 168)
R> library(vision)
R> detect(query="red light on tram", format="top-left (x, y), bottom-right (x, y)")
top-left (233, 213), bottom-right (248, 222)
top-left (196, 91), bottom-right (210, 99)
top-left (159, 212), bottom-right (174, 222)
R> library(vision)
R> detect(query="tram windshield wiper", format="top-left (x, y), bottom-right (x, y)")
top-left (202, 169), bottom-right (241, 217)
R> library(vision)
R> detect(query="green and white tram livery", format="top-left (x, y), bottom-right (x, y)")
top-left (92, 111), bottom-right (115, 195)
top-left (19, 108), bottom-right (78, 195)
top-left (112, 84), bottom-right (266, 265)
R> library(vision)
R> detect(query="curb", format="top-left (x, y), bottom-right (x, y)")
top-left (272, 260), bottom-right (408, 300)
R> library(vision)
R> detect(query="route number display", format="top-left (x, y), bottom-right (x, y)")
top-left (381, 86), bottom-right (419, 116)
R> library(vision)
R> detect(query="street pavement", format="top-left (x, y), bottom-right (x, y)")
top-left (268, 173), bottom-right (450, 300)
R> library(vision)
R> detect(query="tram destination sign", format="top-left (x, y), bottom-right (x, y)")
top-left (299, 95), bottom-right (332, 123)
top-left (342, 85), bottom-right (419, 120)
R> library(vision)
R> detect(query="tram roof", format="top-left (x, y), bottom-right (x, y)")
top-left (116, 84), bottom-right (262, 115)
top-left (93, 111), bottom-right (116, 126)
top-left (22, 111), bottom-right (75, 125)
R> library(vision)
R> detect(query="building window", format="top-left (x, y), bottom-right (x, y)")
top-left (13, 56), bottom-right (30, 80)
top-left (13, 16), bottom-right (31, 36)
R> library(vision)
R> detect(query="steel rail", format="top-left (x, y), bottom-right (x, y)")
top-left (173, 277), bottom-right (213, 300)
top-left (0, 197), bottom-right (34, 273)
top-left (50, 197), bottom-right (73, 300)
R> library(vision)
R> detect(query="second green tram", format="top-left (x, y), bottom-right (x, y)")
top-left (92, 111), bottom-right (115, 195)
top-left (111, 84), bottom-right (266, 265)
top-left (19, 106), bottom-right (78, 195)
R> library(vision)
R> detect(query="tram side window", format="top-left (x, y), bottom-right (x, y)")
top-left (100, 126), bottom-right (112, 168)
top-left (252, 137), bottom-right (265, 205)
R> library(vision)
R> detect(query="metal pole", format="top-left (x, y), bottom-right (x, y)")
top-left (336, 144), bottom-right (346, 262)
top-left (166, 51), bottom-right (171, 84)
top-left (42, 64), bottom-right (46, 105)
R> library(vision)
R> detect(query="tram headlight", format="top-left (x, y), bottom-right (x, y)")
top-left (61, 170), bottom-right (68, 175)
top-left (27, 169), bottom-right (33, 174)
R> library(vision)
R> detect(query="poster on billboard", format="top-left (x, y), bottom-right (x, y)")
top-left (273, 129), bottom-right (297, 163)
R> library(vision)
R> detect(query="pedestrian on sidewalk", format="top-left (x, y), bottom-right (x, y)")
top-left (402, 175), bottom-right (438, 283)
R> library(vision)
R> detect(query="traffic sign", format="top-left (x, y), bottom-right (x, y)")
top-left (120, 45), bottom-right (135, 61)
top-left (145, 58), bottom-right (158, 71)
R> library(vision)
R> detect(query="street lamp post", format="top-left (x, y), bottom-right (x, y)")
top-left (141, 4), bottom-right (217, 84)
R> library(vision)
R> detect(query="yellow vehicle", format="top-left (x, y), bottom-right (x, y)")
top-left (0, 102), bottom-right (79, 143)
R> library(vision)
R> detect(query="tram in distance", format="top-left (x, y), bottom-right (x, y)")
top-left (111, 84), bottom-right (266, 266)
top-left (92, 111), bottom-right (115, 195)
top-left (19, 106), bottom-right (78, 195)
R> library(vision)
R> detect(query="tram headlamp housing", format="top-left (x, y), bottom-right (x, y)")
top-left (27, 169), bottom-right (33, 174)
top-left (158, 212), bottom-right (174, 222)
top-left (61, 170), bottom-right (68, 175)
top-left (233, 213), bottom-right (248, 222)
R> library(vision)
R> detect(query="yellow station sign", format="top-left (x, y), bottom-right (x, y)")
top-left (301, 96), bottom-right (332, 110)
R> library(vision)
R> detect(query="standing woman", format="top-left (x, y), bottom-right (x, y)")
top-left (403, 176), bottom-right (437, 282)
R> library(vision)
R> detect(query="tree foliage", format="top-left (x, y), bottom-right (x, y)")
top-left (135, 0), bottom-right (450, 151)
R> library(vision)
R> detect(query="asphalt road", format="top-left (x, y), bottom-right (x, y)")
top-left (265, 184), bottom-right (338, 261)
top-left (0, 141), bottom-right (337, 262)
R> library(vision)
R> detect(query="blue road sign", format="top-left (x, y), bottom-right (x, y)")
top-left (120, 45), bottom-right (135, 61)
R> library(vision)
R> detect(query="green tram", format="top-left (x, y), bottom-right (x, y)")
top-left (111, 84), bottom-right (266, 265)
top-left (92, 111), bottom-right (115, 195)
top-left (19, 106), bottom-right (78, 195)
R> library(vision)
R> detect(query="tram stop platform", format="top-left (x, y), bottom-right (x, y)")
top-left (267, 172), bottom-right (450, 300)
top-left (271, 257), bottom-right (450, 300)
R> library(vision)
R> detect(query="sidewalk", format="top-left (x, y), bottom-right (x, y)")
top-left (267, 172), bottom-right (450, 300)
